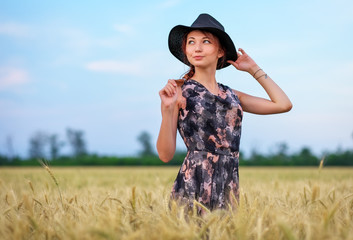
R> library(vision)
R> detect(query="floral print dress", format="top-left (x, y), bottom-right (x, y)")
top-left (171, 79), bottom-right (243, 212)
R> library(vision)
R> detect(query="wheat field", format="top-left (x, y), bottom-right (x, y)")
top-left (0, 166), bottom-right (352, 240)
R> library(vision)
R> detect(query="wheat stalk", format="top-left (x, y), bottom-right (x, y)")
top-left (319, 156), bottom-right (325, 173)
top-left (38, 159), bottom-right (64, 209)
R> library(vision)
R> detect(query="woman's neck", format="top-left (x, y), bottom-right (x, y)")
top-left (192, 67), bottom-right (218, 93)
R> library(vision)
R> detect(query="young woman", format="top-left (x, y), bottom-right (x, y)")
top-left (157, 14), bottom-right (292, 213)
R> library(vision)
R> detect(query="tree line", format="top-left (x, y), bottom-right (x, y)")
top-left (26, 128), bottom-right (87, 160)
top-left (0, 129), bottom-right (352, 166)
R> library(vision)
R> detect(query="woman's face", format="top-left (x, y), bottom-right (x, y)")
top-left (185, 30), bottom-right (224, 69)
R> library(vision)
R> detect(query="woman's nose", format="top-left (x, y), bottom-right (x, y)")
top-left (195, 43), bottom-right (202, 52)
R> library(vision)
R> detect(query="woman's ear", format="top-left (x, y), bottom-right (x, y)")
top-left (218, 48), bottom-right (225, 59)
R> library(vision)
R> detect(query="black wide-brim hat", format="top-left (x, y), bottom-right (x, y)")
top-left (168, 13), bottom-right (237, 70)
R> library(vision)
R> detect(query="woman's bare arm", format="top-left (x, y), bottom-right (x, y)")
top-left (156, 80), bottom-right (180, 162)
top-left (228, 48), bottom-right (292, 114)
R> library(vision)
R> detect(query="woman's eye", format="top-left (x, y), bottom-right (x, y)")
top-left (188, 40), bottom-right (195, 44)
top-left (203, 40), bottom-right (211, 43)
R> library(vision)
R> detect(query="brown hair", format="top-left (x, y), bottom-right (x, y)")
top-left (180, 30), bottom-right (226, 80)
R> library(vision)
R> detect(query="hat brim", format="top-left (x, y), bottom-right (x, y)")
top-left (168, 25), bottom-right (237, 70)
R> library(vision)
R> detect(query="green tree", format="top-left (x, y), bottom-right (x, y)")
top-left (28, 131), bottom-right (48, 159)
top-left (5, 136), bottom-right (15, 161)
top-left (49, 134), bottom-right (64, 160)
top-left (137, 131), bottom-right (155, 157)
top-left (0, 153), bottom-right (9, 165)
top-left (291, 147), bottom-right (319, 166)
top-left (66, 128), bottom-right (87, 158)
top-left (271, 142), bottom-right (290, 165)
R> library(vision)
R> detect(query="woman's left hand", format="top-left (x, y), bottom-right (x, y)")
top-left (227, 48), bottom-right (258, 74)
top-left (228, 48), bottom-right (293, 115)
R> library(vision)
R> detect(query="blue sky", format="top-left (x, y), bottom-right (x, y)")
top-left (1, 0), bottom-right (353, 158)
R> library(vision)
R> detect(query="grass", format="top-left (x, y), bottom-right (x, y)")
top-left (0, 166), bottom-right (352, 239)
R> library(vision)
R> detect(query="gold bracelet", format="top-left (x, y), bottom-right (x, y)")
top-left (255, 73), bottom-right (267, 80)
top-left (253, 68), bottom-right (263, 77)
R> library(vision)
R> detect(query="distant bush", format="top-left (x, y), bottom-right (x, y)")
top-left (1, 148), bottom-right (352, 167)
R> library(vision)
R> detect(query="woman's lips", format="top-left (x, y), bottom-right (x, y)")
top-left (193, 56), bottom-right (204, 60)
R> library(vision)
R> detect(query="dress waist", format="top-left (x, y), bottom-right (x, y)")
top-left (187, 148), bottom-right (238, 158)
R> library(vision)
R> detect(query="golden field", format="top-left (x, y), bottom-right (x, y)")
top-left (0, 166), bottom-right (352, 240)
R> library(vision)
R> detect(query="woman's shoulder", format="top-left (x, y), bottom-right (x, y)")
top-left (218, 82), bottom-right (237, 95)
top-left (218, 82), bottom-right (242, 102)
top-left (180, 79), bottom-right (199, 91)
top-left (218, 82), bottom-right (231, 90)
top-left (176, 79), bottom-right (195, 91)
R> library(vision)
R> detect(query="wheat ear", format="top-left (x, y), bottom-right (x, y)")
top-left (38, 159), bottom-right (64, 208)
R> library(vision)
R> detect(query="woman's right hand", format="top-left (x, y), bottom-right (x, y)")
top-left (157, 79), bottom-right (180, 162)
top-left (159, 79), bottom-right (178, 110)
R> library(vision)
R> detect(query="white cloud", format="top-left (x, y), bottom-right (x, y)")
top-left (113, 24), bottom-right (135, 35)
top-left (85, 50), bottom-right (183, 79)
top-left (56, 27), bottom-right (122, 51)
top-left (0, 67), bottom-right (30, 90)
top-left (0, 22), bottom-right (31, 37)
top-left (86, 60), bottom-right (143, 76)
